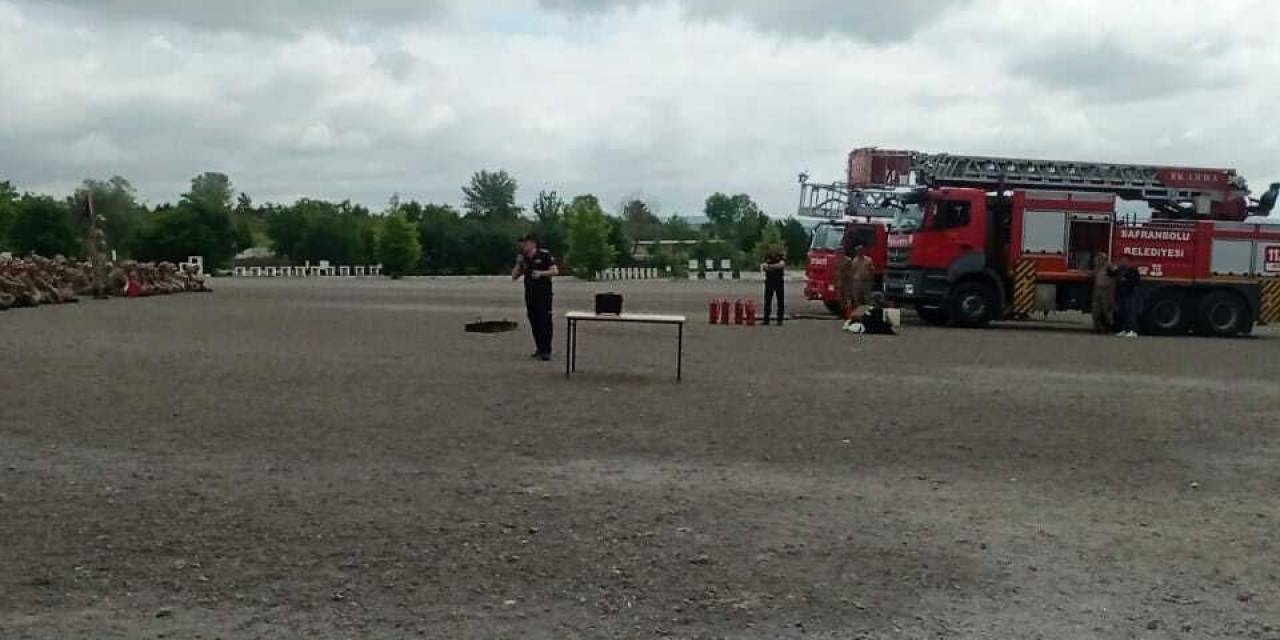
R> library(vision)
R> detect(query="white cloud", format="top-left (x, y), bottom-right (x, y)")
top-left (0, 0), bottom-right (1276, 218)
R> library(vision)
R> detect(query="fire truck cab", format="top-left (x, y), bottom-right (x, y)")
top-left (885, 187), bottom-right (1280, 336)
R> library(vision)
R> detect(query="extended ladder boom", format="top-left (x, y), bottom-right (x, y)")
top-left (912, 152), bottom-right (1253, 219)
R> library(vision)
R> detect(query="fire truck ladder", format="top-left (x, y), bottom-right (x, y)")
top-left (797, 176), bottom-right (915, 220)
top-left (797, 180), bottom-right (852, 219)
top-left (913, 153), bottom-right (1247, 210)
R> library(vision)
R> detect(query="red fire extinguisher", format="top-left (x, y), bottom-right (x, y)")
top-left (720, 299), bottom-right (731, 326)
top-left (734, 299), bottom-right (745, 325)
top-left (709, 299), bottom-right (720, 324)
top-left (745, 300), bottom-right (757, 326)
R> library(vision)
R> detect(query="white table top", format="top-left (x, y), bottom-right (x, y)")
top-left (566, 311), bottom-right (686, 324)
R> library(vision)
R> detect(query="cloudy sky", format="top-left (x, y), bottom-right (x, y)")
top-left (1, 0), bottom-right (1277, 217)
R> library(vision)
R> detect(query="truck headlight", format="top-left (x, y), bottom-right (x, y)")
top-left (904, 284), bottom-right (915, 295)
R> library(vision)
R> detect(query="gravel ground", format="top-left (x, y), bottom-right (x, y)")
top-left (2, 277), bottom-right (1278, 639)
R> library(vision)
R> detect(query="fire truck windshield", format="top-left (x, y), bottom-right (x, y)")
top-left (810, 223), bottom-right (846, 251)
top-left (888, 205), bottom-right (924, 233)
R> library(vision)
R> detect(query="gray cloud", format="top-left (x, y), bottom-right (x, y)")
top-left (0, 0), bottom-right (1275, 219)
top-left (1010, 39), bottom-right (1237, 102)
top-left (19, 0), bottom-right (458, 31)
top-left (541, 0), bottom-right (971, 42)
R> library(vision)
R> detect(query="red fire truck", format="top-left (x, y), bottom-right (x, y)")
top-left (800, 148), bottom-right (916, 314)
top-left (881, 152), bottom-right (1280, 336)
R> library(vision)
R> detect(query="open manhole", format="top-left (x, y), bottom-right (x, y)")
top-left (465, 319), bottom-right (518, 333)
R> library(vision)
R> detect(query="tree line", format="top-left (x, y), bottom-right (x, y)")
top-left (0, 169), bottom-right (812, 279)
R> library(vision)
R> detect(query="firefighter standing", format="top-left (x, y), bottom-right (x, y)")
top-left (1111, 256), bottom-right (1141, 338)
top-left (837, 245), bottom-right (875, 318)
top-left (761, 248), bottom-right (786, 325)
top-left (87, 223), bottom-right (110, 299)
top-left (1090, 252), bottom-right (1115, 333)
top-left (512, 234), bottom-right (559, 360)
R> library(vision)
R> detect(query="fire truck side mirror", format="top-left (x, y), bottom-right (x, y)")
top-left (1256, 183), bottom-right (1279, 216)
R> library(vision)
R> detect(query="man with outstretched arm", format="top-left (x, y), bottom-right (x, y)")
top-left (760, 248), bottom-right (787, 325)
top-left (512, 234), bottom-right (559, 360)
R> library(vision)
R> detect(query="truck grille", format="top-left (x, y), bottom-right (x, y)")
top-left (888, 247), bottom-right (911, 268)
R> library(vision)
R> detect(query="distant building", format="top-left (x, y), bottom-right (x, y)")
top-left (233, 247), bottom-right (289, 268)
top-left (631, 239), bottom-right (725, 262)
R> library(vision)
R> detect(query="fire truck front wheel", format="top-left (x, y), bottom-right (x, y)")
top-left (949, 282), bottom-right (996, 328)
top-left (1196, 290), bottom-right (1249, 337)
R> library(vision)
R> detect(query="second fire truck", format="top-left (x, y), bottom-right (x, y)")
top-left (800, 148), bottom-right (917, 314)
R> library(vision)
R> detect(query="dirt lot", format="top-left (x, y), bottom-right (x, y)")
top-left (2, 277), bottom-right (1278, 639)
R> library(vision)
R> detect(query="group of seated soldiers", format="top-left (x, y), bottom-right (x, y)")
top-left (0, 255), bottom-right (211, 310)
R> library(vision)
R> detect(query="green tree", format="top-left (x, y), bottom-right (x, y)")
top-left (703, 193), bottom-right (766, 252)
top-left (753, 220), bottom-right (785, 262)
top-left (296, 209), bottom-right (361, 264)
top-left (463, 170), bottom-right (522, 222)
top-left (703, 192), bottom-right (741, 233)
top-left (620, 198), bottom-right (661, 241)
top-left (235, 192), bottom-right (254, 217)
top-left (606, 216), bottom-right (632, 267)
top-left (400, 200), bottom-right (425, 224)
top-left (532, 190), bottom-right (564, 223)
top-left (462, 219), bottom-right (524, 275)
top-left (234, 218), bottom-right (254, 251)
top-left (263, 198), bottom-right (371, 264)
top-left (780, 218), bottom-right (810, 265)
top-left (418, 203), bottom-right (464, 274)
top-left (531, 190), bottom-right (567, 258)
top-left (565, 195), bottom-right (613, 279)
top-left (378, 215), bottom-right (421, 278)
top-left (0, 180), bottom-right (19, 251)
top-left (131, 173), bottom-right (242, 267)
top-left (10, 195), bottom-right (80, 257)
top-left (355, 218), bottom-right (379, 266)
top-left (71, 176), bottom-right (145, 257)
top-left (132, 197), bottom-right (240, 267)
top-left (265, 204), bottom-right (308, 259)
top-left (186, 172), bottom-right (234, 213)
top-left (660, 214), bottom-right (697, 241)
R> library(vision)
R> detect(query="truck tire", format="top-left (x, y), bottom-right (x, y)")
top-left (1197, 291), bottom-right (1249, 337)
top-left (949, 282), bottom-right (996, 328)
top-left (824, 300), bottom-right (843, 316)
top-left (916, 306), bottom-right (949, 325)
top-left (1141, 289), bottom-right (1190, 336)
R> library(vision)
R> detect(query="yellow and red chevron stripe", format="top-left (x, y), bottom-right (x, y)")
top-left (1013, 260), bottom-right (1037, 316)
top-left (1260, 278), bottom-right (1280, 324)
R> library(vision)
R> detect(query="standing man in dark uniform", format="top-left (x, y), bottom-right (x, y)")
top-left (761, 248), bottom-right (786, 325)
top-left (512, 234), bottom-right (559, 360)
top-left (1110, 256), bottom-right (1141, 338)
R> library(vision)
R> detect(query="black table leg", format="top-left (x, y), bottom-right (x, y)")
top-left (565, 318), bottom-right (572, 378)
top-left (571, 320), bottom-right (578, 373)
top-left (677, 323), bottom-right (683, 382)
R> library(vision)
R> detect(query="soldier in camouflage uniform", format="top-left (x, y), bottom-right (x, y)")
top-left (87, 225), bottom-right (111, 299)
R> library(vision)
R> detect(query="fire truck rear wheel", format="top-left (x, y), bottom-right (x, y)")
top-left (949, 282), bottom-right (996, 328)
top-left (1141, 289), bottom-right (1190, 335)
top-left (1197, 290), bottom-right (1248, 337)
top-left (824, 300), bottom-right (844, 316)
